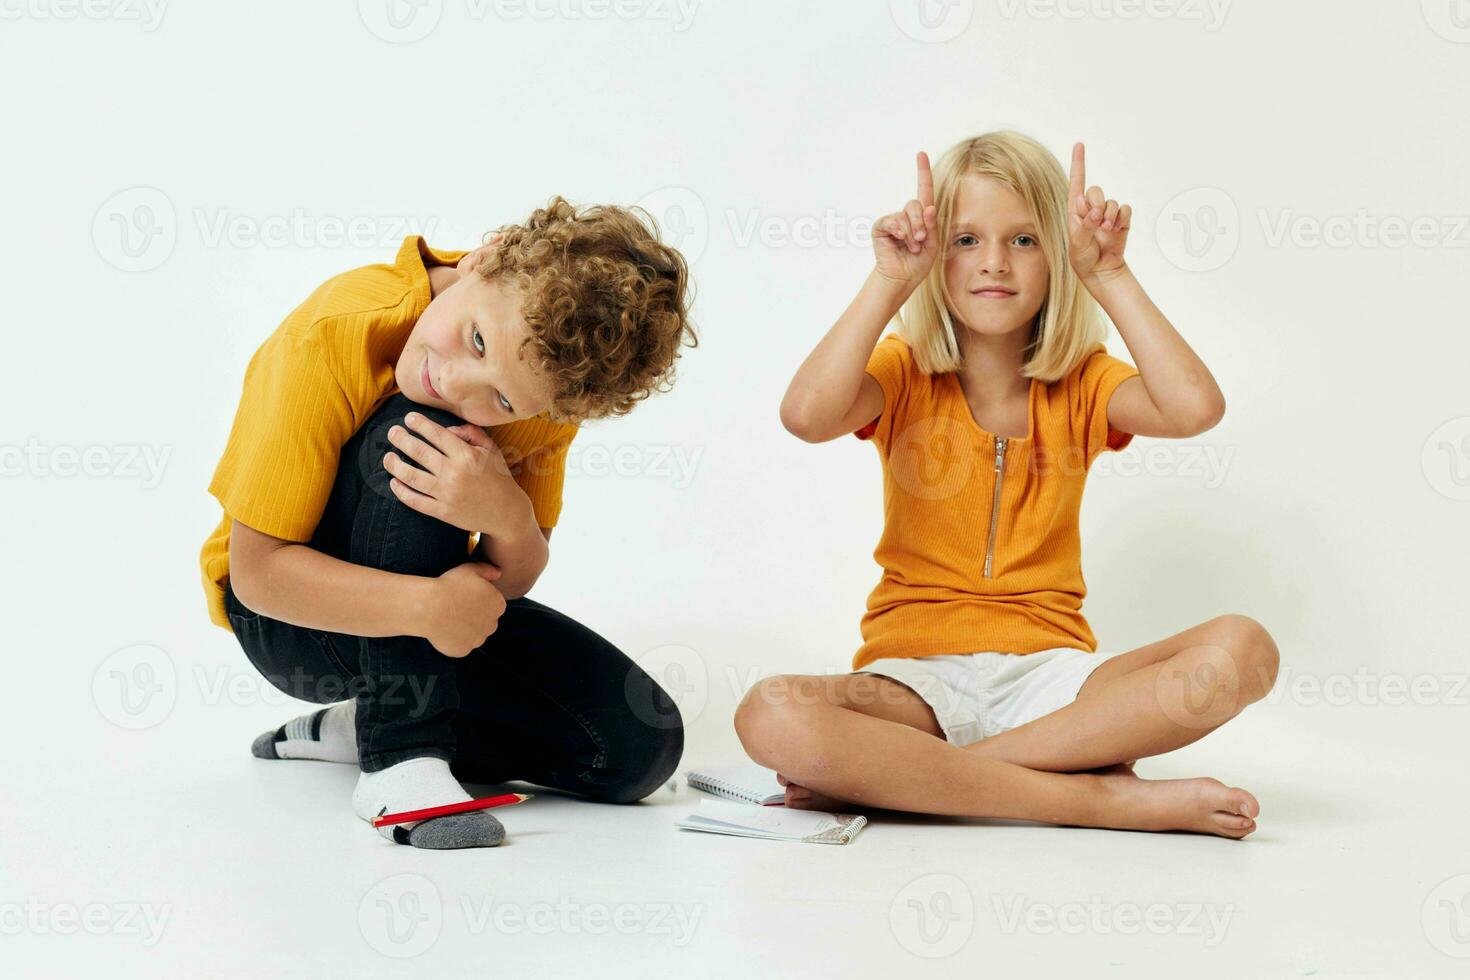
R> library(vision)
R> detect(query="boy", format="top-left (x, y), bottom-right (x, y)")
top-left (200, 198), bottom-right (696, 849)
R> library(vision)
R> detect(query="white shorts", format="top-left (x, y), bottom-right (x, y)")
top-left (857, 647), bottom-right (1125, 746)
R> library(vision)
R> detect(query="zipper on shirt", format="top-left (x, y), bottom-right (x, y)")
top-left (982, 435), bottom-right (1007, 578)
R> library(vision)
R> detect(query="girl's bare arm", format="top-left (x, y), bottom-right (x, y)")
top-left (781, 152), bottom-right (941, 443)
top-left (780, 270), bottom-right (902, 443)
top-left (1064, 142), bottom-right (1226, 437)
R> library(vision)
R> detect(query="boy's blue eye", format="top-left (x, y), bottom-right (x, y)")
top-left (471, 327), bottom-right (485, 355)
top-left (498, 392), bottom-right (513, 413)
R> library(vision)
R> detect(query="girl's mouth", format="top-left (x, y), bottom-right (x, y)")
top-left (421, 354), bottom-right (443, 400)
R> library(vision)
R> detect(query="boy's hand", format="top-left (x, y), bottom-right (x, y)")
top-left (423, 562), bottom-right (506, 658)
top-left (1067, 142), bottom-right (1132, 286)
top-left (872, 151), bottom-right (940, 292)
top-left (383, 412), bottom-right (523, 534)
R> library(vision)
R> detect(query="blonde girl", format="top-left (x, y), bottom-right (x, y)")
top-left (737, 132), bottom-right (1279, 838)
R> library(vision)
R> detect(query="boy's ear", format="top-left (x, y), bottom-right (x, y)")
top-left (456, 233), bottom-right (506, 276)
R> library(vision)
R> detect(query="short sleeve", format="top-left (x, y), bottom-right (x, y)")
top-left (852, 334), bottom-right (912, 448)
top-left (492, 418), bottom-right (578, 529)
top-left (1073, 345), bottom-right (1141, 466)
top-left (207, 336), bottom-right (358, 542)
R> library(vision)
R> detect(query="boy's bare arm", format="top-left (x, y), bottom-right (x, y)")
top-left (228, 519), bottom-right (506, 657)
top-left (229, 519), bottom-right (435, 635)
top-left (471, 496), bottom-right (548, 600)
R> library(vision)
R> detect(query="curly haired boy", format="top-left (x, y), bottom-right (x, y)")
top-left (199, 197), bottom-right (696, 849)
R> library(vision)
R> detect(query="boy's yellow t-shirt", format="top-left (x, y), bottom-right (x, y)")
top-left (199, 235), bottom-right (579, 633)
top-left (850, 334), bottom-right (1140, 670)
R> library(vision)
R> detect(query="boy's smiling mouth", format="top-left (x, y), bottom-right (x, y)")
top-left (420, 353), bottom-right (444, 401)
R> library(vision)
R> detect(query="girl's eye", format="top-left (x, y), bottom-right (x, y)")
top-left (498, 392), bottom-right (513, 413)
top-left (955, 234), bottom-right (978, 247)
top-left (1014, 235), bottom-right (1036, 247)
top-left (470, 326), bottom-right (485, 355)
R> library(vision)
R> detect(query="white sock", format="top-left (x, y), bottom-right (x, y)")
top-left (251, 701), bottom-right (357, 764)
top-left (350, 757), bottom-right (505, 849)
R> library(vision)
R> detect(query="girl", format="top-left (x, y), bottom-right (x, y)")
top-left (737, 132), bottom-right (1279, 839)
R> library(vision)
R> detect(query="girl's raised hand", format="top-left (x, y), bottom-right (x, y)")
top-left (872, 151), bottom-right (940, 291)
top-left (1067, 142), bottom-right (1132, 283)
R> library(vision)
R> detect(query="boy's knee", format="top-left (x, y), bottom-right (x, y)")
top-left (360, 394), bottom-right (467, 465)
top-left (351, 395), bottom-right (473, 575)
top-left (591, 724), bottom-right (685, 804)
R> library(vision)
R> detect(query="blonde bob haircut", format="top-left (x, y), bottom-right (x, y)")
top-left (897, 130), bottom-right (1104, 383)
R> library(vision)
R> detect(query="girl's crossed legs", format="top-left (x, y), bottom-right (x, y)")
top-left (734, 615), bottom-right (1280, 839)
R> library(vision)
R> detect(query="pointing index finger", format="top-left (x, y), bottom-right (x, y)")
top-left (1069, 142), bottom-right (1087, 213)
top-left (917, 151), bottom-right (935, 209)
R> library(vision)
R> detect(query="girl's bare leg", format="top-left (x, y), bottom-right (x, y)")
top-left (966, 614), bottom-right (1280, 772)
top-left (734, 670), bottom-right (1260, 839)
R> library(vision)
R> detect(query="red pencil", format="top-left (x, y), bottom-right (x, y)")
top-left (372, 793), bottom-right (533, 827)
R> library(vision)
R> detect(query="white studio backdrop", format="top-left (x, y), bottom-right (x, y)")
top-left (1, 0), bottom-right (1467, 817)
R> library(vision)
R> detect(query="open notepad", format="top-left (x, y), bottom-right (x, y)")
top-left (676, 799), bottom-right (867, 845)
top-left (685, 765), bottom-right (786, 805)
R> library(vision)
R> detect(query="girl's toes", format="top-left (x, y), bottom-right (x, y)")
top-left (1210, 811), bottom-right (1255, 838)
top-left (1203, 780), bottom-right (1259, 821)
top-left (1228, 788), bottom-right (1260, 820)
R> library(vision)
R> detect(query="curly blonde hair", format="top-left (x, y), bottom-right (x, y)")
top-left (473, 197), bottom-right (697, 423)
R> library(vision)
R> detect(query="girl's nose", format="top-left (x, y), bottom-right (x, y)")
top-left (978, 244), bottom-right (1009, 274)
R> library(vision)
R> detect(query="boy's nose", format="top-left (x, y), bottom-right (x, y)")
top-left (439, 362), bottom-right (463, 401)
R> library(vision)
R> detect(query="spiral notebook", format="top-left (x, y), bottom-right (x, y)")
top-left (685, 765), bottom-right (786, 805)
top-left (676, 799), bottom-right (867, 845)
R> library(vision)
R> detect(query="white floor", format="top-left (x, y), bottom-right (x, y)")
top-left (10, 643), bottom-right (1470, 979)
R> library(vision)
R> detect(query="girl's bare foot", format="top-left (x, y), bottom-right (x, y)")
top-left (777, 773), bottom-right (855, 812)
top-left (1093, 771), bottom-right (1259, 839)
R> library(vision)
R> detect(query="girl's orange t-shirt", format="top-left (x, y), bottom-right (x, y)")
top-left (850, 333), bottom-right (1140, 670)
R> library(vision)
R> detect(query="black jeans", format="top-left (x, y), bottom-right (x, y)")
top-left (224, 392), bottom-right (683, 803)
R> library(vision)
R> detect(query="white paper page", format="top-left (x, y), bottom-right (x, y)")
top-left (681, 799), bottom-right (842, 837)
